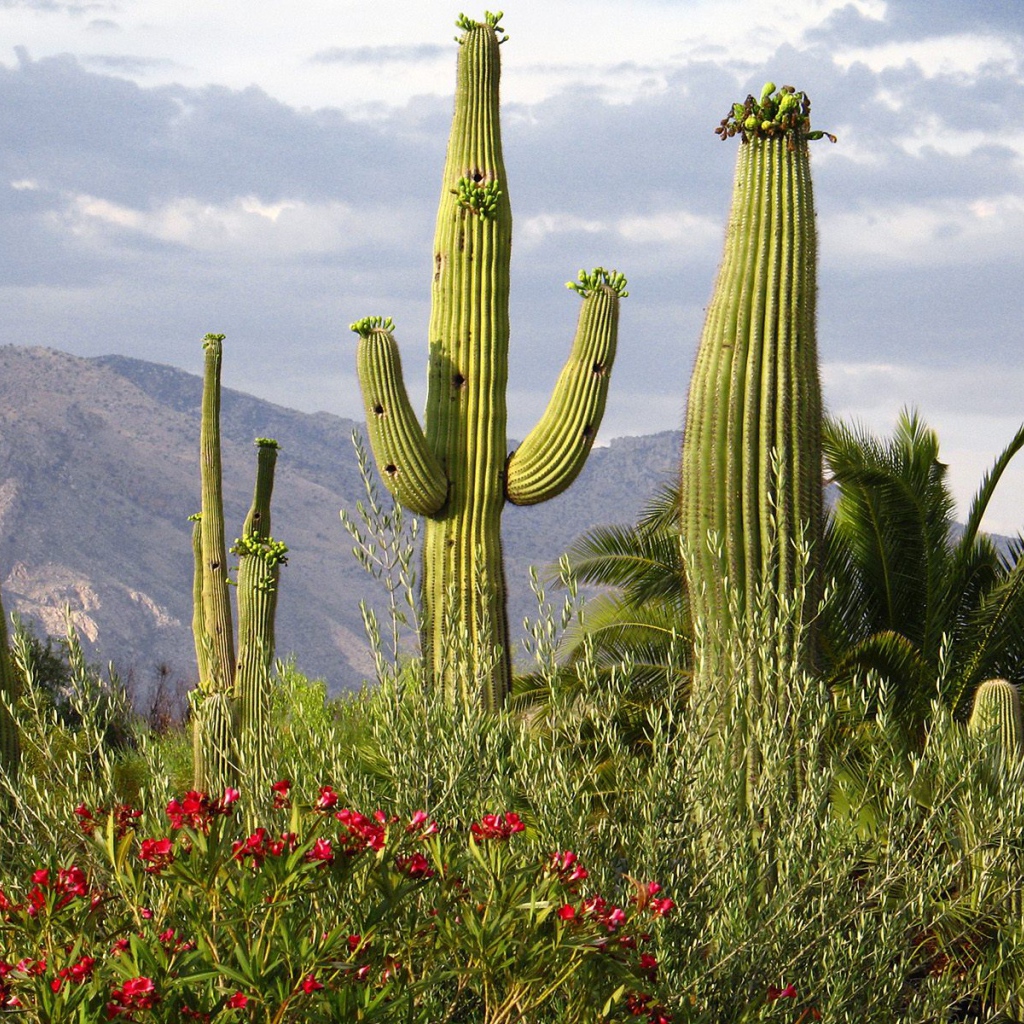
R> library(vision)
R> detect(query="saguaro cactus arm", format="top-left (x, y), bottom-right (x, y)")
top-left (352, 317), bottom-right (449, 516)
top-left (506, 269), bottom-right (627, 506)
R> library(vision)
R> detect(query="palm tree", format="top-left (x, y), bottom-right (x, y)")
top-left (823, 409), bottom-right (1024, 737)
top-left (513, 484), bottom-right (691, 714)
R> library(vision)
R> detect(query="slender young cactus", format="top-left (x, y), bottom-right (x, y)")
top-left (234, 439), bottom-right (287, 779)
top-left (352, 12), bottom-right (626, 710)
top-left (681, 84), bottom-right (832, 696)
top-left (191, 337), bottom-right (286, 790)
top-left (0, 586), bottom-right (20, 782)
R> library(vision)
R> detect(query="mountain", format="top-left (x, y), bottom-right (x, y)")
top-left (0, 345), bottom-right (681, 701)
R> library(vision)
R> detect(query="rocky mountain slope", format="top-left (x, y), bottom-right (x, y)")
top-left (0, 345), bottom-right (681, 698)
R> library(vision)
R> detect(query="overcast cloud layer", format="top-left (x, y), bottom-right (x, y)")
top-left (1, 0), bottom-right (1023, 531)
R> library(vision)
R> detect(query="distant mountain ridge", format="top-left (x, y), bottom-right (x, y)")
top-left (0, 345), bottom-right (681, 698)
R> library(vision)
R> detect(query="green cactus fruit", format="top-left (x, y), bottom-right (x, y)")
top-left (0, 585), bottom-right (20, 783)
top-left (353, 13), bottom-right (626, 709)
top-left (968, 678), bottom-right (1024, 765)
top-left (683, 84), bottom-right (831, 692)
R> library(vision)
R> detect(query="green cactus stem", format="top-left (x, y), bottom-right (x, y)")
top-left (968, 678), bottom-right (1024, 766)
top-left (682, 84), bottom-right (830, 694)
top-left (191, 339), bottom-right (286, 791)
top-left (198, 334), bottom-right (236, 692)
top-left (234, 438), bottom-right (287, 777)
top-left (352, 13), bottom-right (625, 710)
top-left (0, 585), bottom-right (20, 782)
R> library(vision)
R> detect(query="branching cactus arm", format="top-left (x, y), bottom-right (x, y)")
top-left (353, 318), bottom-right (448, 516)
top-left (506, 269), bottom-right (627, 506)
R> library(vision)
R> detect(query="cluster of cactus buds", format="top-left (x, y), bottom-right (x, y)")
top-left (452, 176), bottom-right (503, 219)
top-left (715, 82), bottom-right (837, 146)
top-left (566, 267), bottom-right (629, 300)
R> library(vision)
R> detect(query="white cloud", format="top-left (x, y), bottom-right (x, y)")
top-left (49, 191), bottom-right (421, 256)
top-left (834, 33), bottom-right (1020, 78)
top-left (518, 208), bottom-right (721, 258)
top-left (823, 361), bottom-right (1024, 535)
top-left (821, 194), bottom-right (1024, 267)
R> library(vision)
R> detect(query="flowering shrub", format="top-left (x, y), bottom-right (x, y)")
top-left (0, 783), bottom-right (673, 1022)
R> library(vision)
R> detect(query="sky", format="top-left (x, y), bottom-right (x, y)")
top-left (1, 0), bottom-right (1023, 531)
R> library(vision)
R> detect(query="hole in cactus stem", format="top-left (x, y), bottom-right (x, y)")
top-left (582, 425), bottom-right (594, 439)
top-left (592, 362), bottom-right (606, 377)
top-left (373, 403), bottom-right (385, 416)
top-left (452, 373), bottom-right (466, 389)
top-left (471, 169), bottom-right (483, 182)
top-left (384, 464), bottom-right (398, 476)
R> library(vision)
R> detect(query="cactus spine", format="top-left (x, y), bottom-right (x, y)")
top-left (352, 13), bottom-right (625, 710)
top-left (192, 336), bottom-right (286, 790)
top-left (681, 84), bottom-right (830, 695)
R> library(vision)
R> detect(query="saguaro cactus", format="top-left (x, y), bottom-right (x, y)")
top-left (681, 84), bottom-right (832, 695)
top-left (191, 335), bottom-right (287, 790)
top-left (352, 12), bottom-right (626, 710)
top-left (968, 678), bottom-right (1024, 767)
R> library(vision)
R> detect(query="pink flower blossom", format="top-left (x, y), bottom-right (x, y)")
top-left (768, 983), bottom-right (798, 1001)
top-left (226, 991), bottom-right (249, 1009)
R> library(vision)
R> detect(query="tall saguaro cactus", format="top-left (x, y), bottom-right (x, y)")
top-left (352, 12), bottom-right (626, 710)
top-left (681, 84), bottom-right (833, 697)
top-left (192, 335), bottom-right (287, 791)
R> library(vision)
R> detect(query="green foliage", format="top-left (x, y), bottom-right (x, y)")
top-left (823, 410), bottom-right (1024, 738)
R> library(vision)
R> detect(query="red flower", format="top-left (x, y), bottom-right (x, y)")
top-left (469, 812), bottom-right (525, 842)
top-left (335, 809), bottom-right (389, 853)
top-left (557, 904), bottom-right (576, 921)
top-left (106, 976), bottom-right (158, 1017)
top-left (768, 983), bottom-right (798, 1001)
top-left (139, 837), bottom-right (175, 874)
top-left (226, 991), bottom-right (249, 1009)
top-left (306, 838), bottom-right (334, 865)
top-left (650, 897), bottom-right (675, 918)
top-left (316, 786), bottom-right (338, 811)
top-left (300, 974), bottom-right (323, 994)
top-left (396, 852), bottom-right (434, 879)
top-left (271, 779), bottom-right (291, 809)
